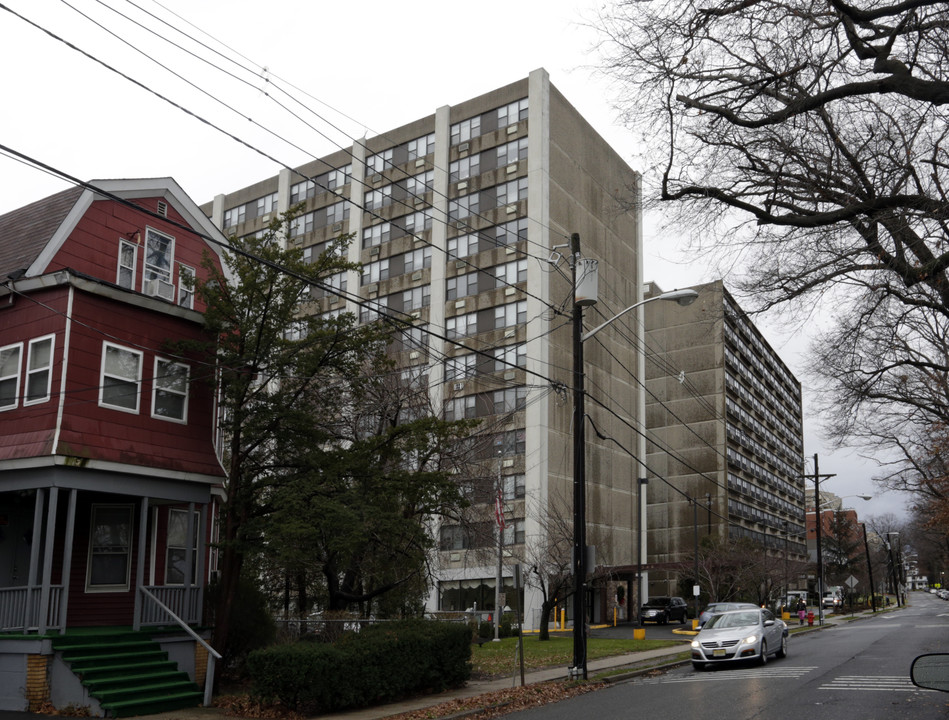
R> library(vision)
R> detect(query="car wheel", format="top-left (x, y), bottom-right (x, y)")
top-left (680, 613), bottom-right (687, 624)
top-left (758, 641), bottom-right (768, 665)
top-left (692, 662), bottom-right (706, 671)
top-left (776, 634), bottom-right (788, 659)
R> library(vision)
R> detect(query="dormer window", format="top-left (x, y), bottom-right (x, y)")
top-left (143, 228), bottom-right (175, 301)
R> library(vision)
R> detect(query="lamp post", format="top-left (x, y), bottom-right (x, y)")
top-left (568, 233), bottom-right (698, 679)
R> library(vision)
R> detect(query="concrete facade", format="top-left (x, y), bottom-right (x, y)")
top-left (644, 280), bottom-right (807, 600)
top-left (202, 69), bottom-right (645, 630)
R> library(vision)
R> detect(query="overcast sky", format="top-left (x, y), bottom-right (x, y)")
top-left (0, 0), bottom-right (906, 521)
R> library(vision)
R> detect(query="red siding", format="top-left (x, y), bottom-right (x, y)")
top-left (57, 291), bottom-right (223, 477)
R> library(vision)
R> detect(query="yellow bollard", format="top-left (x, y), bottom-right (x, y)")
top-left (613, 607), bottom-right (617, 627)
top-left (633, 628), bottom-right (645, 640)
top-left (692, 618), bottom-right (699, 630)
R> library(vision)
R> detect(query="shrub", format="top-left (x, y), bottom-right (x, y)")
top-left (247, 620), bottom-right (471, 713)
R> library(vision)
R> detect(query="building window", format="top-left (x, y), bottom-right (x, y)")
top-left (87, 504), bottom-right (133, 590)
top-left (362, 259), bottom-right (390, 285)
top-left (445, 354), bottom-right (477, 382)
top-left (0, 343), bottom-right (23, 411)
top-left (494, 386), bottom-right (526, 414)
top-left (494, 344), bottom-right (526, 371)
top-left (153, 358), bottom-right (189, 422)
top-left (497, 98), bottom-right (529, 127)
top-left (495, 259), bottom-right (527, 288)
top-left (450, 155), bottom-right (481, 182)
top-left (165, 508), bottom-right (198, 585)
top-left (405, 171), bottom-right (435, 197)
top-left (117, 239), bottom-right (137, 290)
top-left (503, 519), bottom-right (526, 546)
top-left (366, 148), bottom-right (393, 175)
top-left (446, 313), bottom-right (477, 339)
top-left (451, 116), bottom-right (482, 146)
top-left (363, 222), bottom-right (391, 248)
top-left (496, 177), bottom-right (528, 206)
top-left (257, 192), bottom-right (278, 216)
top-left (402, 286), bottom-right (430, 312)
top-left (223, 204), bottom-right (246, 227)
top-left (449, 192), bottom-right (479, 221)
top-left (178, 264), bottom-right (195, 309)
top-left (444, 395), bottom-right (476, 421)
top-left (407, 133), bottom-right (435, 160)
top-left (143, 228), bottom-right (175, 299)
top-left (503, 474), bottom-right (525, 500)
top-left (100, 342), bottom-right (143, 413)
top-left (447, 272), bottom-right (478, 300)
top-left (365, 186), bottom-right (392, 211)
top-left (495, 301), bottom-right (527, 329)
top-left (25, 335), bottom-right (54, 405)
top-left (403, 210), bottom-right (433, 234)
top-left (448, 233), bottom-right (479, 259)
top-left (496, 137), bottom-right (529, 166)
top-left (402, 247), bottom-right (432, 273)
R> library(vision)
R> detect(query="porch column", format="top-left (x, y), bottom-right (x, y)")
top-left (196, 503), bottom-right (208, 625)
top-left (27, 489), bottom-right (44, 631)
top-left (184, 502), bottom-right (195, 624)
top-left (57, 489), bottom-right (78, 630)
top-left (38, 487), bottom-right (59, 634)
top-left (132, 497), bottom-right (149, 631)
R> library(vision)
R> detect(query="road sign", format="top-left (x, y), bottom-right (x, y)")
top-left (846, 575), bottom-right (859, 589)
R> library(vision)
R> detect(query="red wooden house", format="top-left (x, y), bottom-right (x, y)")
top-left (0, 179), bottom-right (228, 715)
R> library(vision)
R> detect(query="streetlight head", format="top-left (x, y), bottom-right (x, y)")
top-left (658, 288), bottom-right (699, 306)
top-left (857, 495), bottom-right (872, 501)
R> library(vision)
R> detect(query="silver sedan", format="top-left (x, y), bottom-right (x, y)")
top-left (690, 608), bottom-right (787, 670)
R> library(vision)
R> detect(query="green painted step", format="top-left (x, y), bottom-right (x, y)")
top-left (53, 631), bottom-right (203, 718)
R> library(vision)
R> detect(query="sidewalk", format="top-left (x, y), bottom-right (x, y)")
top-left (145, 607), bottom-right (886, 720)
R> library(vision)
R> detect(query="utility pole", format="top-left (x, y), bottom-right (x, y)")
top-left (861, 523), bottom-right (876, 612)
top-left (570, 232), bottom-right (588, 680)
top-left (812, 454), bottom-right (835, 626)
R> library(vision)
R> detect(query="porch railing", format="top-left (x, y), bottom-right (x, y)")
top-left (0, 585), bottom-right (63, 633)
top-left (139, 586), bottom-right (220, 707)
top-left (138, 586), bottom-right (202, 626)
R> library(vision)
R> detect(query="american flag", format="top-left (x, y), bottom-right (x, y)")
top-left (495, 487), bottom-right (506, 529)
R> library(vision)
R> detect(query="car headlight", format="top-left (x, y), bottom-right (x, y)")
top-left (691, 640), bottom-right (700, 648)
top-left (743, 634), bottom-right (758, 644)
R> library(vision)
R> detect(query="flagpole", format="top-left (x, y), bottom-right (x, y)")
top-left (494, 448), bottom-right (504, 641)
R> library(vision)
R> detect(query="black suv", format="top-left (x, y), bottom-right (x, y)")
top-left (640, 596), bottom-right (688, 625)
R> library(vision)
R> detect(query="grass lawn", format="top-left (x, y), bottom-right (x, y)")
top-left (469, 635), bottom-right (681, 677)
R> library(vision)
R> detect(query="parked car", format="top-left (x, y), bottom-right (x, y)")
top-left (698, 602), bottom-right (759, 628)
top-left (690, 608), bottom-right (788, 670)
top-left (640, 596), bottom-right (688, 625)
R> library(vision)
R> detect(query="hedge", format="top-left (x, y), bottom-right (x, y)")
top-left (246, 620), bottom-right (472, 713)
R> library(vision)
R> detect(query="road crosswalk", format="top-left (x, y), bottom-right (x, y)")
top-left (638, 666), bottom-right (930, 692)
top-left (819, 675), bottom-right (927, 692)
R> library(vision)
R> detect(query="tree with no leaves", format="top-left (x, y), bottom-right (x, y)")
top-left (597, 1), bottom-right (949, 506)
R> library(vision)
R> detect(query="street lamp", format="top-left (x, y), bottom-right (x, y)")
top-left (569, 232), bottom-right (698, 680)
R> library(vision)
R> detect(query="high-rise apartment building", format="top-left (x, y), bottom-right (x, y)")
top-left (203, 69), bottom-right (648, 629)
top-left (644, 280), bottom-right (808, 601)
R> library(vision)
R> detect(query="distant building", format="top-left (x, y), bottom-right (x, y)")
top-left (644, 280), bottom-right (807, 600)
top-left (204, 69), bottom-right (649, 629)
top-left (0, 179), bottom-right (227, 713)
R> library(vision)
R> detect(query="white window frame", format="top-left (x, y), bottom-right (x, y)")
top-left (178, 264), bottom-right (195, 309)
top-left (86, 504), bottom-right (133, 592)
top-left (143, 228), bottom-right (174, 283)
top-left (0, 342), bottom-right (23, 412)
top-left (117, 238), bottom-right (138, 290)
top-left (99, 342), bottom-right (143, 413)
top-left (152, 357), bottom-right (189, 423)
top-left (165, 508), bottom-right (199, 585)
top-left (25, 334), bottom-right (55, 406)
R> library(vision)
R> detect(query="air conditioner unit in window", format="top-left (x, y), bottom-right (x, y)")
top-left (453, 382), bottom-right (464, 391)
top-left (144, 278), bottom-right (175, 302)
top-left (332, 222), bottom-right (343, 232)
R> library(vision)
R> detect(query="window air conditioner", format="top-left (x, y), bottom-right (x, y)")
top-left (144, 278), bottom-right (175, 302)
top-left (453, 382), bottom-right (464, 391)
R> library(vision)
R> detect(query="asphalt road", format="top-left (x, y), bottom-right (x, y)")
top-left (511, 592), bottom-right (949, 720)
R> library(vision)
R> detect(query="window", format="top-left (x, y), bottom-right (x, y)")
top-left (153, 358), bottom-right (189, 422)
top-left (496, 177), bottom-right (528, 206)
top-left (445, 395), bottom-right (476, 421)
top-left (449, 192), bottom-right (479, 221)
top-left (493, 218), bottom-right (528, 246)
top-left (402, 247), bottom-right (432, 273)
top-left (0, 343), bottom-right (23, 411)
top-left (143, 228), bottom-right (175, 288)
top-left (445, 354), bottom-right (477, 381)
top-left (503, 519), bottom-right (525, 546)
top-left (117, 239), bottom-right (137, 290)
top-left (178, 264), bottom-right (195, 309)
top-left (362, 259), bottom-right (390, 285)
top-left (450, 155), bottom-right (481, 182)
top-left (495, 259), bottom-right (527, 287)
top-left (165, 508), bottom-right (198, 585)
top-left (403, 210), bottom-right (432, 234)
top-left (25, 335), bottom-right (54, 405)
top-left (100, 342), bottom-right (142, 412)
top-left (257, 192), bottom-right (278, 216)
top-left (497, 98), bottom-right (529, 127)
top-left (363, 222), bottom-right (390, 248)
top-left (495, 301), bottom-right (527, 329)
top-left (494, 344), bottom-right (526, 371)
top-left (405, 171), bottom-right (434, 196)
top-left (494, 386), bottom-right (526, 414)
top-left (448, 233), bottom-right (479, 259)
top-left (223, 204), bottom-right (246, 227)
top-left (402, 285), bottom-right (430, 311)
top-left (496, 137), bottom-right (528, 166)
top-left (366, 149), bottom-right (393, 174)
top-left (87, 504), bottom-right (133, 590)
top-left (403, 324), bottom-right (429, 350)
top-left (447, 272), bottom-right (478, 300)
top-left (451, 116), bottom-right (482, 146)
top-left (407, 133), bottom-right (435, 160)
top-left (446, 312), bottom-right (477, 339)
top-left (503, 474), bottom-right (525, 500)
top-left (365, 185), bottom-right (392, 211)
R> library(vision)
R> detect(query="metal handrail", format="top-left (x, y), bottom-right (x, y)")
top-left (139, 586), bottom-right (221, 707)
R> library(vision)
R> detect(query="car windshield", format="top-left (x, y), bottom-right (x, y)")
top-left (645, 598), bottom-right (671, 607)
top-left (705, 611), bottom-right (759, 629)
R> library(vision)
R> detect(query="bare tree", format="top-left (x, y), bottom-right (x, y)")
top-left (596, 1), bottom-right (949, 505)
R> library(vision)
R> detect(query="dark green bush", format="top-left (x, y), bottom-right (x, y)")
top-left (478, 621), bottom-right (492, 638)
top-left (246, 620), bottom-right (471, 713)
